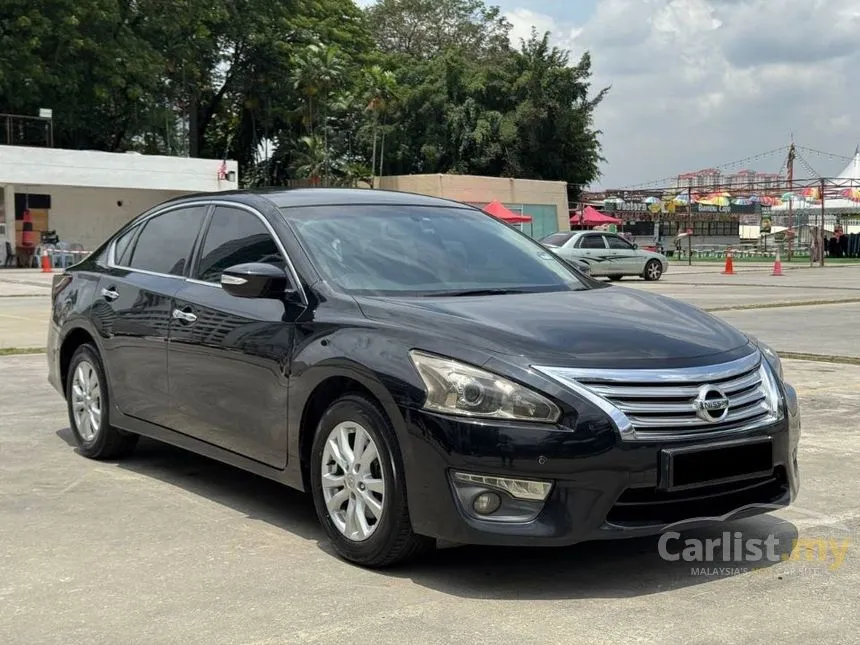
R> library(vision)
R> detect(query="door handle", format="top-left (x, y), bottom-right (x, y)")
top-left (172, 308), bottom-right (198, 323)
top-left (101, 287), bottom-right (119, 302)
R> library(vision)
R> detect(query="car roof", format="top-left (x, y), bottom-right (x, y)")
top-left (163, 187), bottom-right (474, 210)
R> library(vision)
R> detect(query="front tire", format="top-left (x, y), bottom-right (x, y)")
top-left (66, 344), bottom-right (138, 459)
top-left (643, 259), bottom-right (663, 281)
top-left (310, 394), bottom-right (432, 568)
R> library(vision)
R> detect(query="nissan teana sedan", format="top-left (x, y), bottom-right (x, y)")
top-left (48, 189), bottom-right (800, 568)
top-left (540, 231), bottom-right (668, 280)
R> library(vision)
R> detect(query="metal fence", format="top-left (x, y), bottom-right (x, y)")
top-left (1, 113), bottom-right (54, 147)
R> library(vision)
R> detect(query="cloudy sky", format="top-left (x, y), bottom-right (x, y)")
top-left (498, 0), bottom-right (860, 188)
top-left (358, 0), bottom-right (860, 189)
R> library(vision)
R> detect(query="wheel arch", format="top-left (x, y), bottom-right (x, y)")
top-left (294, 365), bottom-right (411, 492)
top-left (59, 326), bottom-right (100, 397)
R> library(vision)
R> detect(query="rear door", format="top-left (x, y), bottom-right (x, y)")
top-left (575, 233), bottom-right (609, 275)
top-left (166, 203), bottom-right (301, 467)
top-left (602, 234), bottom-right (641, 274)
top-left (97, 204), bottom-right (209, 427)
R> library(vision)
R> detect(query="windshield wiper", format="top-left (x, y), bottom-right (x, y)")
top-left (422, 288), bottom-right (533, 297)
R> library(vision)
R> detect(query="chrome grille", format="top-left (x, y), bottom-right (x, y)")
top-left (534, 352), bottom-right (781, 440)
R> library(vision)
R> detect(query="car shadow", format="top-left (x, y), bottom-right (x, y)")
top-left (55, 428), bottom-right (798, 599)
top-left (55, 428), bottom-right (323, 543)
top-left (396, 513), bottom-right (797, 599)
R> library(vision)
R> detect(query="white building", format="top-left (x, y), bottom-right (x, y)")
top-left (0, 145), bottom-right (238, 265)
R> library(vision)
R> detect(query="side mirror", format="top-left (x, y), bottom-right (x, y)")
top-left (220, 262), bottom-right (294, 299)
top-left (632, 243), bottom-right (639, 249)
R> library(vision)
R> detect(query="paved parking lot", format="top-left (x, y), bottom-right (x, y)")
top-left (1, 264), bottom-right (859, 644)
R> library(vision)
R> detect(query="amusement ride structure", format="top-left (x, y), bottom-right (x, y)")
top-left (578, 141), bottom-right (860, 264)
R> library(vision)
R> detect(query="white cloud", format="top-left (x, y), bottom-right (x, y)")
top-left (505, 8), bottom-right (582, 51)
top-left (506, 0), bottom-right (860, 187)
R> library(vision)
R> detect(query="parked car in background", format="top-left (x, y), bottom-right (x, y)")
top-left (48, 189), bottom-right (798, 568)
top-left (561, 256), bottom-right (591, 275)
top-left (540, 231), bottom-right (668, 281)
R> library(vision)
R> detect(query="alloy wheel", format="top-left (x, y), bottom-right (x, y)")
top-left (320, 421), bottom-right (386, 542)
top-left (71, 360), bottom-right (102, 441)
top-left (647, 261), bottom-right (662, 280)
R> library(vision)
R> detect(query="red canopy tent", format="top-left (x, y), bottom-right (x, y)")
top-left (570, 205), bottom-right (622, 227)
top-left (483, 200), bottom-right (533, 224)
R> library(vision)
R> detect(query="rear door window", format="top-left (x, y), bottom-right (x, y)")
top-left (579, 235), bottom-right (607, 249)
top-left (113, 227), bottom-right (138, 266)
top-left (128, 206), bottom-right (207, 276)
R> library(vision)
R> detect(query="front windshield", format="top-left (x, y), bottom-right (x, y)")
top-left (282, 204), bottom-right (589, 296)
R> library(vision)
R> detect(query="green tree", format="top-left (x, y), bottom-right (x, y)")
top-left (291, 134), bottom-right (329, 183)
top-left (0, 0), bottom-right (167, 150)
top-left (503, 30), bottom-right (608, 188)
top-left (360, 7), bottom-right (608, 190)
top-left (361, 65), bottom-right (398, 177)
top-left (1, 0), bottom-right (606, 191)
top-left (366, 0), bottom-right (511, 59)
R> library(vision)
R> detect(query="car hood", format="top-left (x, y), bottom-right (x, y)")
top-left (355, 287), bottom-right (752, 368)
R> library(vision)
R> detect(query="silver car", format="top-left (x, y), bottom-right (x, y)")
top-left (540, 231), bottom-right (668, 281)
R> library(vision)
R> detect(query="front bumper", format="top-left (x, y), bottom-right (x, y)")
top-left (402, 383), bottom-right (800, 547)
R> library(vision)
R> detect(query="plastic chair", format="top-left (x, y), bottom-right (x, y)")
top-left (69, 243), bottom-right (85, 265)
top-left (55, 241), bottom-right (72, 268)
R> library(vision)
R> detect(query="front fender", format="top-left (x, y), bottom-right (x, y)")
top-left (285, 326), bottom-right (428, 490)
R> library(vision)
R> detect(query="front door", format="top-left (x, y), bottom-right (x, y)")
top-left (167, 204), bottom-right (300, 467)
top-left (602, 234), bottom-right (641, 274)
top-left (98, 205), bottom-right (208, 427)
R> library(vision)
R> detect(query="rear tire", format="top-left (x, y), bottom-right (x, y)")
top-left (643, 259), bottom-right (663, 281)
top-left (66, 344), bottom-right (138, 460)
top-left (310, 394), bottom-right (433, 568)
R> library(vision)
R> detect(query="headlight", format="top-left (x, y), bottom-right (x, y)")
top-left (409, 351), bottom-right (561, 423)
top-left (752, 338), bottom-right (783, 381)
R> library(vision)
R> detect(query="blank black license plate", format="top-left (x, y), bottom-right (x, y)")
top-left (661, 438), bottom-right (774, 491)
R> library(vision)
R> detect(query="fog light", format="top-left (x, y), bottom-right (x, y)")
top-left (472, 492), bottom-right (502, 515)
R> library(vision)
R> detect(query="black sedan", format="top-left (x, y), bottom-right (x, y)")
top-left (48, 189), bottom-right (801, 567)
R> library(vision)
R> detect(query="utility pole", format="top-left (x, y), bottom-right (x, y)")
top-left (786, 142), bottom-right (795, 261)
top-left (819, 177), bottom-right (826, 268)
top-left (687, 186), bottom-right (692, 266)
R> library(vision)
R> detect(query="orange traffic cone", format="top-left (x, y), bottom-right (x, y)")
top-left (722, 249), bottom-right (735, 275)
top-left (40, 248), bottom-right (52, 273)
top-left (772, 248), bottom-right (784, 276)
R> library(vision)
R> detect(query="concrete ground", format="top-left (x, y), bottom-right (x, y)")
top-left (0, 297), bottom-right (50, 349)
top-left (0, 270), bottom-right (52, 349)
top-left (1, 263), bottom-right (859, 644)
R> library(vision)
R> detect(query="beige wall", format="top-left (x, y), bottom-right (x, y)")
top-left (16, 185), bottom-right (186, 251)
top-left (375, 174), bottom-right (569, 231)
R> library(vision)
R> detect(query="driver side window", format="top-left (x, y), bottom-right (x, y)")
top-left (195, 206), bottom-right (285, 284)
top-left (605, 235), bottom-right (633, 250)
